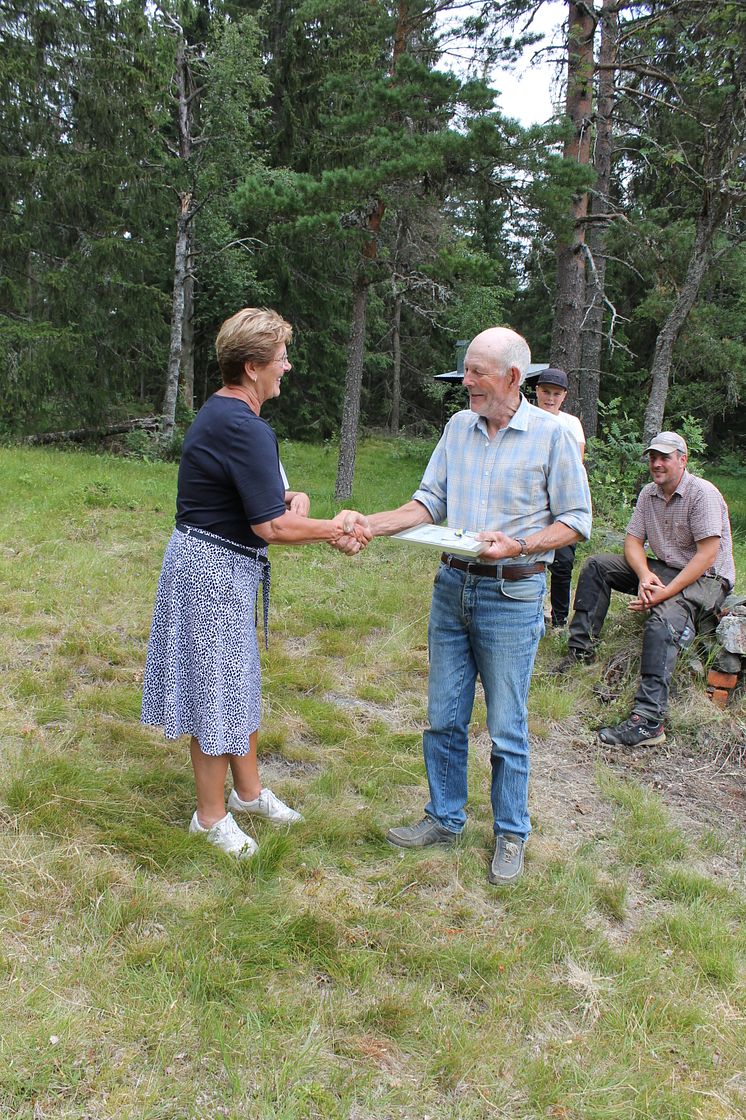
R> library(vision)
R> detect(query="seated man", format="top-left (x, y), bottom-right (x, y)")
top-left (563, 431), bottom-right (735, 747)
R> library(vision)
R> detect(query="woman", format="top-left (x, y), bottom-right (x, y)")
top-left (142, 307), bottom-right (370, 858)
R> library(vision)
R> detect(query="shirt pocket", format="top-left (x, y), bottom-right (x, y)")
top-left (507, 466), bottom-right (546, 518)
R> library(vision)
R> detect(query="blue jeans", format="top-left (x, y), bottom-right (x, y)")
top-left (423, 564), bottom-right (545, 839)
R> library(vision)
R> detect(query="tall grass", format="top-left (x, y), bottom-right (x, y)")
top-left (0, 443), bottom-right (744, 1120)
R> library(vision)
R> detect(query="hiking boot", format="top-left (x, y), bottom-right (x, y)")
top-left (228, 787), bottom-right (303, 825)
top-left (488, 833), bottom-right (525, 884)
top-left (386, 817), bottom-right (459, 849)
top-left (598, 713), bottom-right (666, 748)
top-left (558, 648), bottom-right (594, 673)
top-left (189, 811), bottom-right (258, 858)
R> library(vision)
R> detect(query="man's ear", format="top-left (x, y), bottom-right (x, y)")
top-left (508, 365), bottom-right (522, 389)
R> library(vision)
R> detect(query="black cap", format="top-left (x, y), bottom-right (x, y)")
top-left (536, 367), bottom-right (568, 389)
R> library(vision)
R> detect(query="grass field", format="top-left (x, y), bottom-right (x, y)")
top-left (0, 442), bottom-right (744, 1120)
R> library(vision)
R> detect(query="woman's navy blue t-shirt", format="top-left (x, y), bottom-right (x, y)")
top-left (176, 395), bottom-right (287, 548)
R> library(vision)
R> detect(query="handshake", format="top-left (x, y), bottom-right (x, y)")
top-left (330, 510), bottom-right (373, 556)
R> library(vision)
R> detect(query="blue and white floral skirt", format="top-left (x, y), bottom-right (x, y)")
top-left (141, 526), bottom-right (269, 756)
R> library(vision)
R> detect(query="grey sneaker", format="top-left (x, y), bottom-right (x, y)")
top-left (386, 817), bottom-right (459, 849)
top-left (228, 787), bottom-right (303, 825)
top-left (488, 833), bottom-right (525, 883)
top-left (598, 713), bottom-right (665, 748)
top-left (189, 811), bottom-right (258, 859)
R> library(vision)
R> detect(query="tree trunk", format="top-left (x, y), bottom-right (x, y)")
top-left (335, 272), bottom-right (369, 500)
top-left (161, 28), bottom-right (196, 443)
top-left (181, 219), bottom-right (195, 410)
top-left (578, 0), bottom-right (618, 439)
top-left (390, 289), bottom-right (402, 435)
top-left (335, 197), bottom-right (385, 499)
top-left (27, 417), bottom-right (159, 445)
top-left (642, 45), bottom-right (745, 445)
top-left (551, 0), bottom-right (596, 410)
top-left (641, 210), bottom-right (721, 446)
top-left (162, 193), bottom-right (191, 444)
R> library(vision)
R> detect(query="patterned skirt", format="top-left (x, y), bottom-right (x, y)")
top-left (141, 527), bottom-right (269, 756)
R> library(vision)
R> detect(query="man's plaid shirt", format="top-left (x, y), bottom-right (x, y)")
top-left (412, 396), bottom-right (592, 564)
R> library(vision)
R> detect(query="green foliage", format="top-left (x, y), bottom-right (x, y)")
top-left (121, 429), bottom-right (159, 461)
top-left (0, 0), bottom-right (173, 434)
top-left (585, 399), bottom-right (646, 525)
top-left (586, 401), bottom-right (709, 526)
top-left (714, 452), bottom-right (746, 478)
top-left (0, 0), bottom-right (743, 467)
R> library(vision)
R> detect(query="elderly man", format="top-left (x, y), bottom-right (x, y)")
top-left (364, 327), bottom-right (591, 883)
top-left (563, 432), bottom-right (735, 747)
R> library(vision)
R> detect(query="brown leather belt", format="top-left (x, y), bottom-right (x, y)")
top-left (440, 553), bottom-right (545, 580)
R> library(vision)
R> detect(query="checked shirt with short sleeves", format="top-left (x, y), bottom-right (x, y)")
top-left (626, 471), bottom-right (735, 589)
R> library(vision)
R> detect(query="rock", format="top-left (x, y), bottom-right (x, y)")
top-left (716, 607), bottom-right (746, 655)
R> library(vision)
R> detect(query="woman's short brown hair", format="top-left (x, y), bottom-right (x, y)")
top-left (215, 307), bottom-right (293, 385)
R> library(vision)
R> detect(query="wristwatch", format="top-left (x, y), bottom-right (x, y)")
top-left (514, 537), bottom-right (529, 556)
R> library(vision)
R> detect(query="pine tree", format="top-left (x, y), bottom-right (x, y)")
top-left (0, 0), bottom-right (174, 433)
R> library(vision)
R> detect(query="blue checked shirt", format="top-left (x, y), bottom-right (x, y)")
top-left (412, 397), bottom-right (592, 563)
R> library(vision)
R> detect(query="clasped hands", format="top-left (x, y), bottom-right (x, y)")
top-left (330, 510), bottom-right (373, 556)
top-left (629, 570), bottom-right (666, 612)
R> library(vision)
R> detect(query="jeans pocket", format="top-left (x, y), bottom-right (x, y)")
top-left (500, 574), bottom-right (545, 602)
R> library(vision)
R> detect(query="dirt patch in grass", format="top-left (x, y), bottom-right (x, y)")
top-left (323, 679), bottom-right (745, 881)
top-left (529, 714), bottom-right (745, 879)
top-left (322, 691), bottom-right (419, 732)
top-left (256, 751), bottom-right (323, 778)
top-left (598, 734), bottom-right (745, 831)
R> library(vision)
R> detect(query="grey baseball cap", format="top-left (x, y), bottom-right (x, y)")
top-left (536, 367), bottom-right (568, 389)
top-left (644, 431), bottom-right (688, 455)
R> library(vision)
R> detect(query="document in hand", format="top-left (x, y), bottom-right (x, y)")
top-left (391, 525), bottom-right (486, 557)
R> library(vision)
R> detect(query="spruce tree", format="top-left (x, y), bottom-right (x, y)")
top-left (0, 0), bottom-right (173, 433)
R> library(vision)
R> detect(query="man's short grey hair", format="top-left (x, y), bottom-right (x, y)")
top-left (499, 332), bottom-right (531, 383)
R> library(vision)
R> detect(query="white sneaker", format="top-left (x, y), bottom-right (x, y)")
top-left (228, 787), bottom-right (303, 825)
top-left (189, 811), bottom-right (258, 858)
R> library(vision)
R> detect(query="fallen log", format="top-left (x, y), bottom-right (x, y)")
top-left (26, 417), bottom-right (160, 446)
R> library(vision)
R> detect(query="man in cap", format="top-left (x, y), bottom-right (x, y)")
top-left (562, 431), bottom-right (735, 747)
top-left (533, 368), bottom-right (585, 627)
top-left (354, 327), bottom-right (591, 883)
